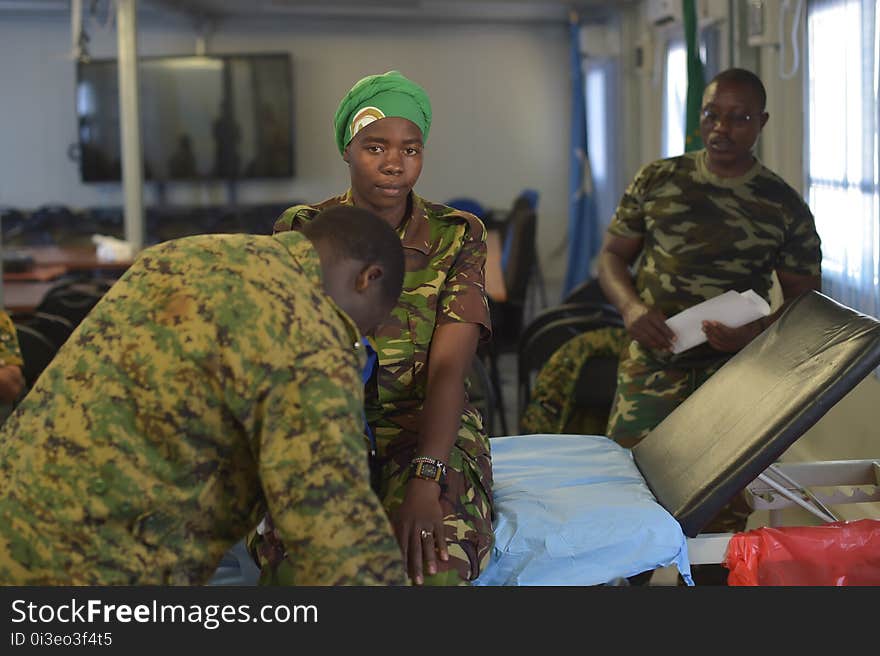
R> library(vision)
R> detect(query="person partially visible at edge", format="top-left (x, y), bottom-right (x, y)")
top-left (253, 70), bottom-right (494, 586)
top-left (0, 206), bottom-right (409, 585)
top-left (596, 67), bottom-right (821, 538)
top-left (0, 310), bottom-right (25, 406)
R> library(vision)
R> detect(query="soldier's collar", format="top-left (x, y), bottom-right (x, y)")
top-left (339, 189), bottom-right (432, 256)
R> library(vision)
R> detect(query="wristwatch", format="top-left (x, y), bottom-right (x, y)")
top-left (409, 456), bottom-right (447, 486)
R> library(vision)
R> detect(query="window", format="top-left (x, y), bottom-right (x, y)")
top-left (585, 58), bottom-right (619, 231)
top-left (662, 27), bottom-right (722, 158)
top-left (662, 39), bottom-right (688, 157)
top-left (806, 0), bottom-right (879, 320)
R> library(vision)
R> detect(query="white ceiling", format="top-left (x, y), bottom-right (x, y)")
top-left (1, 0), bottom-right (632, 24)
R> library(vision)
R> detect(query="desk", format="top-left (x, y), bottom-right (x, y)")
top-left (1, 281), bottom-right (55, 314)
top-left (17, 246), bottom-right (133, 272)
top-left (3, 265), bottom-right (68, 283)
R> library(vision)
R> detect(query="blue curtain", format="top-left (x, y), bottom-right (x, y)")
top-left (562, 19), bottom-right (600, 298)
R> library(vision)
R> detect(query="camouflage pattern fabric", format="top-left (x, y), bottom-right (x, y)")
top-left (520, 326), bottom-right (628, 435)
top-left (605, 149), bottom-right (821, 441)
top-left (0, 231), bottom-right (407, 585)
top-left (0, 311), bottom-right (23, 367)
top-left (258, 189), bottom-right (494, 585)
top-left (608, 149), bottom-right (821, 368)
top-left (605, 150), bottom-right (821, 536)
top-left (606, 339), bottom-right (726, 448)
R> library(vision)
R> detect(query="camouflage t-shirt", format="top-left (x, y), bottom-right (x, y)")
top-left (0, 231), bottom-right (407, 585)
top-left (275, 190), bottom-right (492, 460)
top-left (608, 149), bottom-right (822, 321)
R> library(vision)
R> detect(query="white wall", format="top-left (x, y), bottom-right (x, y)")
top-left (0, 12), bottom-right (572, 285)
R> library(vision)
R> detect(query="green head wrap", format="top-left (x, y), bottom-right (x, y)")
top-left (333, 70), bottom-right (432, 156)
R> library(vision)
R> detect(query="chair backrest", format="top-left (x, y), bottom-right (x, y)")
top-left (563, 277), bottom-right (611, 305)
top-left (36, 281), bottom-right (109, 327)
top-left (465, 353), bottom-right (495, 437)
top-left (501, 196), bottom-right (537, 306)
top-left (13, 312), bottom-right (75, 351)
top-left (634, 291), bottom-right (880, 537)
top-left (0, 207), bottom-right (27, 241)
top-left (14, 323), bottom-right (58, 389)
top-left (446, 197), bottom-right (487, 220)
top-left (517, 323), bottom-right (627, 435)
top-left (517, 302), bottom-right (621, 356)
top-left (516, 312), bottom-right (624, 418)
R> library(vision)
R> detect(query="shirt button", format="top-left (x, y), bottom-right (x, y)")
top-left (353, 340), bottom-right (361, 350)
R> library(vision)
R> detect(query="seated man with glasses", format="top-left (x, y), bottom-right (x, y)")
top-left (596, 68), bottom-right (822, 582)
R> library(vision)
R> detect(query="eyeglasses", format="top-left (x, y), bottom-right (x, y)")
top-left (700, 109), bottom-right (754, 127)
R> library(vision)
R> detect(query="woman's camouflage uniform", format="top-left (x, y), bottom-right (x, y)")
top-left (0, 311), bottom-right (23, 369)
top-left (0, 231), bottom-right (407, 585)
top-left (605, 149), bottom-right (821, 533)
top-left (263, 190), bottom-right (494, 585)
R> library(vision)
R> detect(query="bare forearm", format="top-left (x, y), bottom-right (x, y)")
top-left (598, 250), bottom-right (642, 315)
top-left (417, 363), bottom-right (465, 461)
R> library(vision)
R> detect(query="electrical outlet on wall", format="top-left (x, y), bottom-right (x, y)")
top-left (747, 0), bottom-right (781, 47)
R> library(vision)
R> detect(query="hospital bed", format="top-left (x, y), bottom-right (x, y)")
top-left (476, 290), bottom-right (880, 585)
top-left (210, 291), bottom-right (880, 586)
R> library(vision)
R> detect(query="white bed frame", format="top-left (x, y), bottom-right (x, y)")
top-left (687, 459), bottom-right (880, 564)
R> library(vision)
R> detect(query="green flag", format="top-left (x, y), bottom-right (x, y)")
top-left (683, 0), bottom-right (705, 152)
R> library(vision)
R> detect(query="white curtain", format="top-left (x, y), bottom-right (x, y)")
top-left (806, 0), bottom-right (880, 322)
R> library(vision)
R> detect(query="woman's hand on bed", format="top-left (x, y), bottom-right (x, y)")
top-left (392, 479), bottom-right (448, 585)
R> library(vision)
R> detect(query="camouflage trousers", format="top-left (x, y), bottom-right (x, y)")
top-left (606, 340), bottom-right (749, 534)
top-left (249, 435), bottom-right (494, 586)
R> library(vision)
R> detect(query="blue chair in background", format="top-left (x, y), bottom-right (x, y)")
top-left (446, 197), bottom-right (487, 220)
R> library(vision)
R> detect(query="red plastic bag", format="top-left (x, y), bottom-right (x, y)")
top-left (723, 519), bottom-right (880, 586)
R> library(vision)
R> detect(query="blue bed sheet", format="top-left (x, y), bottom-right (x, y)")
top-left (474, 434), bottom-right (693, 586)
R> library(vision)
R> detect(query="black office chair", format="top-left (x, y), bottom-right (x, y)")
top-left (517, 302), bottom-right (621, 359)
top-left (517, 312), bottom-right (624, 421)
top-left (465, 353), bottom-right (496, 437)
top-left (482, 194), bottom-right (540, 434)
top-left (446, 197), bottom-right (487, 220)
top-left (0, 207), bottom-right (28, 246)
top-left (88, 206), bottom-right (125, 240)
top-left (30, 204), bottom-right (83, 246)
top-left (518, 324), bottom-right (628, 436)
top-left (563, 277), bottom-right (611, 305)
top-left (10, 312), bottom-right (75, 351)
top-left (36, 280), bottom-right (110, 327)
top-left (14, 323), bottom-right (58, 389)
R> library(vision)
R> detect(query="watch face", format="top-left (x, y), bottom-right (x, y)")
top-left (419, 462), bottom-right (438, 479)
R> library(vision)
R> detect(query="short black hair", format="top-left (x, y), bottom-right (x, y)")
top-left (708, 68), bottom-right (767, 111)
top-left (302, 205), bottom-right (404, 306)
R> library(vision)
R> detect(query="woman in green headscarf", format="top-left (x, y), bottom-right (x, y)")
top-left (256, 71), bottom-right (494, 586)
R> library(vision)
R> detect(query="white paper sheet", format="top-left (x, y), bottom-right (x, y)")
top-left (666, 289), bottom-right (770, 354)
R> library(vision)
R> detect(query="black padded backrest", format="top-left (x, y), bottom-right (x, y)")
top-left (502, 198), bottom-right (537, 304)
top-left (14, 323), bottom-right (58, 389)
top-left (633, 291), bottom-right (880, 538)
top-left (516, 314), bottom-right (624, 418)
top-left (563, 277), bottom-right (610, 305)
top-left (466, 354), bottom-right (495, 437)
top-left (12, 312), bottom-right (74, 350)
top-left (516, 302), bottom-right (621, 355)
